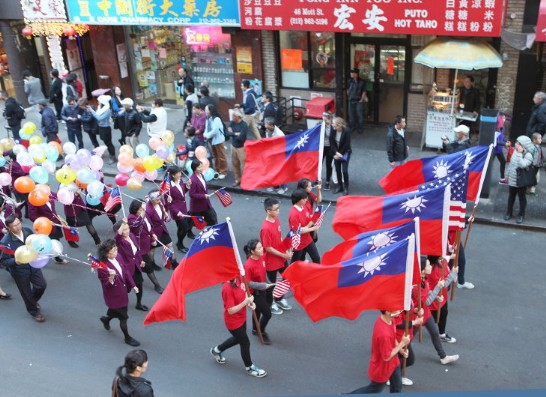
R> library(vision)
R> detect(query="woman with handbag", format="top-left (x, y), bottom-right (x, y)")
top-left (112, 349), bottom-right (154, 397)
top-left (330, 117), bottom-right (352, 196)
top-left (504, 135), bottom-right (534, 224)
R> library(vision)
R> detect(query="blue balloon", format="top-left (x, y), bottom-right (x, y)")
top-left (86, 193), bottom-right (101, 206)
top-left (45, 145), bottom-right (59, 162)
top-left (77, 167), bottom-right (96, 184)
top-left (31, 234), bottom-right (53, 254)
top-left (0, 157), bottom-right (7, 167)
top-left (203, 167), bottom-right (215, 182)
top-left (135, 144), bottom-right (150, 158)
top-left (29, 166), bottom-right (49, 184)
top-left (185, 161), bottom-right (194, 176)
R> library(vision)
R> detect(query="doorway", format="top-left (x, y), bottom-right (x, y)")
top-left (350, 42), bottom-right (409, 124)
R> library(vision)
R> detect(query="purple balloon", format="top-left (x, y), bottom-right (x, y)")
top-left (64, 154), bottom-right (81, 169)
top-left (156, 144), bottom-right (170, 160)
top-left (29, 255), bottom-right (50, 269)
top-left (77, 149), bottom-right (93, 166)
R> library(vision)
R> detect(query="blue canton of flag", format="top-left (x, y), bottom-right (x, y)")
top-left (160, 174), bottom-right (171, 196)
top-left (104, 187), bottom-right (122, 212)
top-left (162, 245), bottom-right (174, 269)
top-left (419, 171), bottom-right (468, 231)
top-left (284, 124), bottom-right (321, 158)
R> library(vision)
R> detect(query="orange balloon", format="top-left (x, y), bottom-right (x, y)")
top-left (33, 217), bottom-right (53, 235)
top-left (28, 189), bottom-right (49, 207)
top-left (75, 180), bottom-right (88, 189)
top-left (48, 141), bottom-right (63, 155)
top-left (14, 176), bottom-right (36, 194)
top-left (35, 183), bottom-right (51, 196)
top-left (134, 158), bottom-right (146, 173)
top-left (201, 157), bottom-right (210, 171)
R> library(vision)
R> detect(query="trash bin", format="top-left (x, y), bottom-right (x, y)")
top-left (305, 97), bottom-right (335, 129)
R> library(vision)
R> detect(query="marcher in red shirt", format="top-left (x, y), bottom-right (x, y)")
top-left (210, 276), bottom-right (268, 378)
top-left (297, 178), bottom-right (322, 244)
top-left (349, 310), bottom-right (410, 394)
top-left (260, 198), bottom-right (292, 314)
top-left (288, 189), bottom-right (320, 264)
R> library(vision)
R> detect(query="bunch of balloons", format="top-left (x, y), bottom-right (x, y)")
top-left (114, 130), bottom-right (178, 191)
top-left (185, 145), bottom-right (216, 181)
top-left (13, 217), bottom-right (64, 267)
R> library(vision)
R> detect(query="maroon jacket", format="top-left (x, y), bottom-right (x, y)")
top-left (114, 232), bottom-right (142, 275)
top-left (127, 213), bottom-right (154, 252)
top-left (165, 181), bottom-right (188, 221)
top-left (63, 192), bottom-right (86, 218)
top-left (145, 200), bottom-right (169, 238)
top-left (97, 254), bottom-right (136, 309)
top-left (28, 192), bottom-right (63, 239)
top-left (189, 173), bottom-right (212, 213)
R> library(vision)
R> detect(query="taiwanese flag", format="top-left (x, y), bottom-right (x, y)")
top-left (191, 215), bottom-right (207, 230)
top-left (332, 185), bottom-right (449, 256)
top-left (144, 221), bottom-right (241, 325)
top-left (463, 145), bottom-right (493, 203)
top-left (283, 236), bottom-right (415, 322)
top-left (240, 124), bottom-right (322, 190)
top-left (323, 219), bottom-right (421, 286)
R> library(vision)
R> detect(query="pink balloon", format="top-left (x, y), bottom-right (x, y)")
top-left (149, 137), bottom-right (162, 151)
top-left (57, 187), bottom-right (75, 205)
top-left (0, 172), bottom-right (12, 187)
top-left (131, 171), bottom-right (145, 183)
top-left (144, 170), bottom-right (158, 181)
top-left (195, 146), bottom-right (208, 160)
top-left (89, 155), bottom-right (104, 171)
top-left (200, 158), bottom-right (210, 171)
top-left (21, 165), bottom-right (33, 173)
top-left (115, 173), bottom-right (130, 187)
top-left (117, 163), bottom-right (134, 174)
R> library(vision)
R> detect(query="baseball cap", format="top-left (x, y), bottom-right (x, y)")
top-left (37, 99), bottom-right (48, 106)
top-left (120, 98), bottom-right (134, 106)
top-left (453, 125), bottom-right (470, 135)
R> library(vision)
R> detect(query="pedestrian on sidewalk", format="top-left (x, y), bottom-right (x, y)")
top-left (320, 112), bottom-right (334, 190)
top-left (331, 117), bottom-right (352, 195)
top-left (78, 98), bottom-right (100, 149)
top-left (183, 84), bottom-right (199, 130)
top-left (203, 104), bottom-right (228, 179)
top-left (121, 98), bottom-right (142, 149)
top-left (210, 276), bottom-right (268, 378)
top-left (527, 132), bottom-right (543, 195)
top-left (386, 115), bottom-right (408, 167)
top-left (112, 349), bottom-right (154, 397)
top-left (525, 91), bottom-right (546, 138)
top-left (236, 80), bottom-right (261, 140)
top-left (226, 109), bottom-right (248, 186)
top-left (0, 90), bottom-right (25, 141)
top-left (504, 135), bottom-right (534, 224)
top-left (110, 86), bottom-right (126, 145)
top-left (38, 99), bottom-right (60, 143)
top-left (49, 69), bottom-right (63, 120)
top-left (22, 70), bottom-right (45, 105)
top-left (495, 114), bottom-right (508, 185)
top-left (89, 94), bottom-right (116, 164)
top-left (137, 98), bottom-right (167, 140)
top-left (61, 95), bottom-right (84, 149)
top-left (347, 68), bottom-right (367, 135)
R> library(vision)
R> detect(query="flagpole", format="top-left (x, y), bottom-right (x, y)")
top-left (119, 187), bottom-right (127, 219)
top-left (450, 230), bottom-right (462, 302)
top-left (402, 311), bottom-right (411, 379)
top-left (226, 217), bottom-right (265, 346)
top-left (317, 121), bottom-right (325, 183)
top-left (463, 205), bottom-right (478, 249)
top-left (418, 281), bottom-right (423, 343)
top-left (436, 258), bottom-right (446, 324)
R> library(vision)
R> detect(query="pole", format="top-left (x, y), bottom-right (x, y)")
top-left (417, 281), bottom-right (423, 343)
top-left (463, 205), bottom-right (478, 249)
top-left (450, 230), bottom-right (462, 302)
top-left (435, 258), bottom-right (446, 324)
top-left (402, 311), bottom-right (410, 378)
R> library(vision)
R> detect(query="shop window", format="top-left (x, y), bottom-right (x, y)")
top-left (311, 32), bottom-right (336, 89)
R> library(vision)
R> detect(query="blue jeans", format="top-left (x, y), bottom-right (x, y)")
top-left (67, 128), bottom-right (84, 149)
top-left (348, 101), bottom-right (364, 132)
top-left (349, 365), bottom-right (403, 393)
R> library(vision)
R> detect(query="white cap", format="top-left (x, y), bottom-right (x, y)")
top-left (453, 124), bottom-right (470, 135)
top-left (120, 98), bottom-right (134, 106)
top-left (97, 95), bottom-right (111, 106)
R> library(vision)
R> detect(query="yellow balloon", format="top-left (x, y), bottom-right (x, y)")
top-left (29, 135), bottom-right (43, 145)
top-left (126, 177), bottom-right (143, 191)
top-left (161, 130), bottom-right (175, 147)
top-left (55, 167), bottom-right (76, 184)
top-left (119, 145), bottom-right (134, 156)
top-left (22, 121), bottom-right (37, 135)
top-left (33, 153), bottom-right (47, 164)
top-left (142, 156), bottom-right (155, 173)
top-left (25, 234), bottom-right (39, 247)
top-left (14, 245), bottom-right (39, 264)
top-left (167, 151), bottom-right (176, 163)
top-left (151, 154), bottom-right (163, 170)
top-left (0, 138), bottom-right (15, 151)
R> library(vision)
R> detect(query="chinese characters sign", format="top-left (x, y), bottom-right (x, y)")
top-left (22, 0), bottom-right (67, 22)
top-left (239, 0), bottom-right (506, 37)
top-left (65, 0), bottom-right (239, 25)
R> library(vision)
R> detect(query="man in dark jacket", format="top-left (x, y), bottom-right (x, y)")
top-left (236, 79), bottom-right (261, 140)
top-left (442, 124), bottom-right (471, 154)
top-left (0, 215), bottom-right (47, 322)
top-left (0, 90), bottom-right (25, 141)
top-left (526, 91), bottom-right (546, 137)
top-left (61, 96), bottom-right (84, 149)
top-left (121, 98), bottom-right (142, 148)
top-left (38, 99), bottom-right (59, 143)
top-left (49, 69), bottom-right (63, 120)
top-left (386, 115), bottom-right (408, 167)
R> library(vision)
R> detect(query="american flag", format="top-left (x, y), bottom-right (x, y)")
top-left (314, 202), bottom-right (331, 229)
top-left (282, 225), bottom-right (301, 251)
top-left (162, 245), bottom-right (174, 269)
top-left (214, 188), bottom-right (233, 207)
top-left (104, 187), bottom-right (122, 212)
top-left (272, 278), bottom-right (291, 299)
top-left (419, 171), bottom-right (468, 231)
top-left (191, 215), bottom-right (207, 230)
top-left (159, 174), bottom-right (171, 196)
top-left (89, 254), bottom-right (109, 271)
top-left (0, 244), bottom-right (15, 255)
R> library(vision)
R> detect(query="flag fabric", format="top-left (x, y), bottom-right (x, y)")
top-left (272, 278), bottom-right (291, 299)
top-left (104, 187), bottom-right (122, 212)
top-left (159, 174), bottom-right (171, 196)
top-left (214, 188), bottom-right (233, 207)
top-left (322, 219), bottom-right (422, 286)
top-left (283, 236), bottom-right (415, 322)
top-left (282, 226), bottom-right (301, 251)
top-left (191, 215), bottom-right (207, 230)
top-left (89, 255), bottom-right (109, 271)
top-left (63, 226), bottom-right (80, 242)
top-left (0, 244), bottom-right (15, 255)
top-left (463, 145), bottom-right (493, 203)
top-left (310, 204), bottom-right (323, 223)
top-left (332, 185), bottom-right (449, 256)
top-left (162, 245), bottom-right (174, 269)
top-left (313, 202), bottom-right (331, 229)
top-left (419, 171), bottom-right (468, 231)
top-left (144, 221), bottom-right (241, 325)
top-left (240, 124), bottom-right (322, 190)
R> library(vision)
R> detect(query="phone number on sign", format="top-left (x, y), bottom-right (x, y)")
top-left (290, 18), bottom-right (329, 26)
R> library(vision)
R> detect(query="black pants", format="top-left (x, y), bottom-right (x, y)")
top-left (266, 263), bottom-right (288, 302)
top-left (85, 128), bottom-right (100, 148)
top-left (291, 241), bottom-right (320, 264)
top-left (495, 152), bottom-right (506, 179)
top-left (507, 186), bottom-right (527, 217)
top-left (53, 98), bottom-right (63, 120)
top-left (46, 132), bottom-right (58, 143)
top-left (252, 292), bottom-right (272, 333)
top-left (9, 121), bottom-right (21, 140)
top-left (397, 342), bottom-right (415, 368)
top-left (323, 145), bottom-right (334, 182)
top-left (217, 321), bottom-right (252, 367)
top-left (175, 218), bottom-right (191, 247)
top-left (334, 156), bottom-right (350, 189)
top-left (349, 365), bottom-right (402, 394)
top-left (192, 207), bottom-right (218, 227)
top-left (11, 269), bottom-right (47, 316)
top-left (431, 301), bottom-right (449, 335)
top-left (99, 126), bottom-right (116, 157)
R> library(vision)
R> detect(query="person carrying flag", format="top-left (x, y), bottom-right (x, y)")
top-left (260, 198), bottom-right (293, 315)
top-left (164, 166), bottom-right (192, 253)
top-left (288, 189), bottom-right (320, 264)
top-left (145, 190), bottom-right (178, 270)
top-left (63, 189), bottom-right (101, 247)
top-left (297, 178), bottom-right (322, 244)
top-left (188, 158), bottom-right (218, 226)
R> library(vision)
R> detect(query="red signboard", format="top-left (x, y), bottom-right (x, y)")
top-left (239, 0), bottom-right (506, 37)
top-left (537, 0), bottom-right (546, 42)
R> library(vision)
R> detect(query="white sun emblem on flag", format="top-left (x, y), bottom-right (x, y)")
top-left (368, 232), bottom-right (397, 251)
top-left (198, 227), bottom-right (219, 244)
top-left (356, 254), bottom-right (387, 278)
top-left (463, 151), bottom-right (475, 170)
top-left (400, 196), bottom-right (428, 213)
top-left (432, 160), bottom-right (451, 179)
top-left (294, 133), bottom-right (309, 150)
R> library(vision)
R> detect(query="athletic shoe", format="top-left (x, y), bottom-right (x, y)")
top-left (267, 187), bottom-right (275, 192)
top-left (324, 182), bottom-right (330, 191)
top-left (246, 364), bottom-right (267, 378)
top-left (271, 302), bottom-right (283, 315)
top-left (124, 336), bottom-right (140, 347)
top-left (210, 346), bottom-right (226, 364)
top-left (440, 354), bottom-right (459, 365)
top-left (440, 334), bottom-right (456, 343)
top-left (457, 282), bottom-right (475, 289)
top-left (387, 378), bottom-right (413, 386)
top-left (277, 187), bottom-right (286, 195)
top-left (261, 332), bottom-right (271, 345)
top-left (218, 174), bottom-right (226, 180)
top-left (276, 298), bottom-right (292, 311)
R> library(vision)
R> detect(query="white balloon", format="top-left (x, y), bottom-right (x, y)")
top-left (63, 142), bottom-right (77, 155)
top-left (50, 239), bottom-right (64, 256)
top-left (42, 160), bottom-right (56, 174)
top-left (12, 144), bottom-right (27, 155)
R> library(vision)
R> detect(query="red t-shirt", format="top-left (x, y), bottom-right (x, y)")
top-left (288, 205), bottom-right (312, 250)
top-left (260, 218), bottom-right (286, 271)
top-left (393, 309), bottom-right (416, 341)
top-left (221, 278), bottom-right (247, 330)
top-left (305, 192), bottom-right (317, 215)
top-left (427, 263), bottom-right (449, 312)
top-left (368, 315), bottom-right (400, 383)
top-left (244, 256), bottom-right (266, 294)
top-left (412, 280), bottom-right (432, 325)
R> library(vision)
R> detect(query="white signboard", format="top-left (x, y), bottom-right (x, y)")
top-left (425, 111), bottom-right (456, 149)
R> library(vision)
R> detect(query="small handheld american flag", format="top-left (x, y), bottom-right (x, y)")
top-left (159, 174), bottom-right (171, 196)
top-left (282, 226), bottom-right (301, 251)
top-left (272, 279), bottom-right (291, 299)
top-left (0, 244), bottom-right (15, 255)
top-left (162, 245), bottom-right (174, 269)
top-left (214, 188), bottom-right (233, 207)
top-left (104, 187), bottom-right (122, 212)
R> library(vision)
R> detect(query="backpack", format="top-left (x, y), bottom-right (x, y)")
top-left (15, 104), bottom-right (26, 120)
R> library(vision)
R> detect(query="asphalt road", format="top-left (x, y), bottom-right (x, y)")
top-left (1, 188), bottom-right (545, 397)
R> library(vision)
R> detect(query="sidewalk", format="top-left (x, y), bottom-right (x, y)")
top-left (7, 103), bottom-right (546, 233)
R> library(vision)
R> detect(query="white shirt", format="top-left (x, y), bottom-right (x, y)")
top-left (154, 203), bottom-right (163, 220)
top-left (14, 231), bottom-right (25, 242)
top-left (128, 238), bottom-right (138, 255)
top-left (197, 174), bottom-right (207, 190)
top-left (146, 107), bottom-right (168, 138)
top-left (172, 180), bottom-right (184, 196)
top-left (396, 127), bottom-right (405, 138)
top-left (110, 258), bottom-right (123, 276)
top-left (143, 217), bottom-right (152, 232)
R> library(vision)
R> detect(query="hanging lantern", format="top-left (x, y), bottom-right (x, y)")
top-left (64, 26), bottom-right (77, 39)
top-left (22, 26), bottom-right (33, 39)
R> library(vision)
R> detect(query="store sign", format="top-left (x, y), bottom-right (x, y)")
top-left (65, 0), bottom-right (240, 26)
top-left (22, 0), bottom-right (67, 22)
top-left (239, 0), bottom-right (506, 37)
top-left (537, 0), bottom-right (546, 42)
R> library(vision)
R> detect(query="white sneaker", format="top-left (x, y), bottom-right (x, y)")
top-left (277, 188), bottom-right (286, 195)
top-left (218, 174), bottom-right (226, 180)
top-left (440, 333), bottom-right (457, 343)
top-left (246, 364), bottom-right (267, 378)
top-left (267, 187), bottom-right (275, 192)
top-left (402, 377), bottom-right (413, 386)
top-left (440, 354), bottom-right (459, 365)
top-left (210, 346), bottom-right (226, 364)
top-left (457, 282), bottom-right (475, 289)
top-left (271, 302), bottom-right (283, 315)
top-left (276, 298), bottom-right (292, 311)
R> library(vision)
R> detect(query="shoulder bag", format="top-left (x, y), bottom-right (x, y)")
top-left (516, 166), bottom-right (537, 188)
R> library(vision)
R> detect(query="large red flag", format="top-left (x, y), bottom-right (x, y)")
top-left (283, 236), bottom-right (415, 322)
top-left (240, 124), bottom-right (322, 190)
top-left (332, 185), bottom-right (449, 256)
top-left (144, 221), bottom-right (241, 325)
